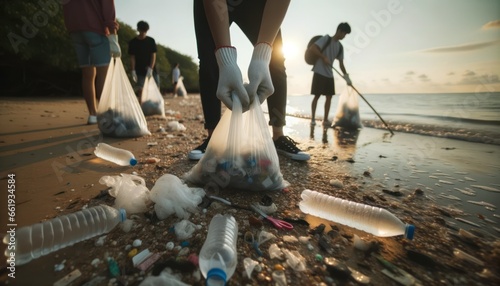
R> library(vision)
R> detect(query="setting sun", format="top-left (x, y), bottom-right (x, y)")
top-left (282, 41), bottom-right (298, 59)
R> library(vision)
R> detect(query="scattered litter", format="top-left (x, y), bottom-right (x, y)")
top-left (329, 179), bottom-right (344, 188)
top-left (99, 174), bottom-right (150, 214)
top-left (174, 220), bottom-right (197, 240)
top-left (149, 174), bottom-right (205, 220)
top-left (167, 121), bottom-right (186, 132)
top-left (282, 249), bottom-right (306, 272)
top-left (53, 269), bottom-right (82, 286)
top-left (54, 260), bottom-right (65, 272)
top-left (132, 239), bottom-right (142, 247)
top-left (272, 270), bottom-right (287, 286)
top-left (243, 257), bottom-right (259, 278)
top-left (347, 266), bottom-right (370, 284)
top-left (453, 248), bottom-right (484, 266)
top-left (269, 243), bottom-right (284, 260)
top-left (282, 235), bottom-right (298, 243)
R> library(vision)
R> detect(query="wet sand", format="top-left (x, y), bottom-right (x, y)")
top-left (0, 95), bottom-right (499, 285)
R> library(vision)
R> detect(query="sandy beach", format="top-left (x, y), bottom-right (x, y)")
top-left (1, 95), bottom-right (499, 286)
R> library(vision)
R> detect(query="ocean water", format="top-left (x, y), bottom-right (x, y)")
top-left (268, 91), bottom-right (500, 145)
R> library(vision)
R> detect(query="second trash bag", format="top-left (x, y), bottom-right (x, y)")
top-left (332, 86), bottom-right (363, 130)
top-left (97, 58), bottom-right (151, 137)
top-left (141, 76), bottom-right (165, 117)
top-left (185, 94), bottom-right (286, 191)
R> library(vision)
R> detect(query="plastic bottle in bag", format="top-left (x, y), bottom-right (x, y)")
top-left (299, 189), bottom-right (414, 239)
top-left (199, 214), bottom-right (238, 285)
top-left (2, 205), bottom-right (126, 266)
top-left (94, 143), bottom-right (137, 166)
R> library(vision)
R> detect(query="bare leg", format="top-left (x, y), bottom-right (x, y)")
top-left (311, 94), bottom-right (321, 121)
top-left (81, 67), bottom-right (97, 115)
top-left (95, 65), bottom-right (109, 101)
top-left (272, 126), bottom-right (284, 141)
top-left (324, 95), bottom-right (333, 122)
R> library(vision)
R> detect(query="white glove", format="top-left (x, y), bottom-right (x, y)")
top-left (107, 34), bottom-right (121, 57)
top-left (215, 47), bottom-right (249, 110)
top-left (247, 43), bottom-right (274, 104)
top-left (146, 67), bottom-right (153, 78)
top-left (131, 70), bottom-right (137, 83)
top-left (344, 73), bottom-right (353, 86)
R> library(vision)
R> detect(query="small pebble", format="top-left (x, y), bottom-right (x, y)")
top-left (274, 264), bottom-right (285, 271)
top-left (132, 239), bottom-right (142, 247)
top-left (166, 241), bottom-right (175, 250)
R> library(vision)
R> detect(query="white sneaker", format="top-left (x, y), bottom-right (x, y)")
top-left (87, 115), bottom-right (97, 125)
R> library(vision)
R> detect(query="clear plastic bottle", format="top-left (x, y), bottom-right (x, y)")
top-left (299, 189), bottom-right (415, 239)
top-left (199, 214), bottom-right (238, 286)
top-left (94, 143), bottom-right (137, 166)
top-left (3, 205), bottom-right (126, 266)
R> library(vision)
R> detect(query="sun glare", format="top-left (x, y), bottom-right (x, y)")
top-left (282, 42), bottom-right (298, 59)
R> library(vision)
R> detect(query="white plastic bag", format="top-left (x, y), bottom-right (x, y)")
top-left (184, 94), bottom-right (286, 191)
top-left (175, 76), bottom-right (188, 98)
top-left (97, 58), bottom-right (151, 137)
top-left (149, 174), bottom-right (205, 220)
top-left (99, 173), bottom-right (150, 214)
top-left (141, 76), bottom-right (165, 117)
top-left (332, 86), bottom-right (363, 129)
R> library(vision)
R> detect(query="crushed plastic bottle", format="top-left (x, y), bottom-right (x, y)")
top-left (299, 189), bottom-right (415, 239)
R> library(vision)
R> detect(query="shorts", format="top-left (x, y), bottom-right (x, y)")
top-left (70, 32), bottom-right (111, 67)
top-left (311, 72), bottom-right (335, 96)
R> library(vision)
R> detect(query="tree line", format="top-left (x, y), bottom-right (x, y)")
top-left (0, 0), bottom-right (199, 97)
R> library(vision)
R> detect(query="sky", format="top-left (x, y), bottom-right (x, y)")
top-left (115, 0), bottom-right (500, 95)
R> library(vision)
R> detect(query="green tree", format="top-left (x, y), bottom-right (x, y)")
top-left (0, 0), bottom-right (199, 96)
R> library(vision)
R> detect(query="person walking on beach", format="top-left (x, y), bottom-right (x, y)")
top-left (128, 20), bottom-right (159, 98)
top-left (62, 0), bottom-right (121, 125)
top-left (172, 63), bottom-right (181, 96)
top-left (307, 22), bottom-right (352, 128)
top-left (189, 0), bottom-right (310, 161)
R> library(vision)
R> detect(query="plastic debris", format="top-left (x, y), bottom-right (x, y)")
top-left (353, 234), bottom-right (370, 251)
top-left (54, 260), bottom-right (65, 272)
top-left (167, 121), bottom-right (186, 132)
top-left (139, 268), bottom-right (190, 286)
top-left (376, 256), bottom-right (421, 286)
top-left (347, 266), bottom-right (370, 284)
top-left (53, 269), bottom-right (82, 286)
top-left (133, 239), bottom-right (142, 247)
top-left (258, 230), bottom-right (277, 245)
top-left (166, 241), bottom-right (175, 250)
top-left (95, 235), bottom-right (107, 247)
top-left (149, 174), bottom-right (205, 220)
top-left (99, 173), bottom-right (150, 214)
top-left (272, 270), bottom-right (287, 286)
top-left (453, 248), bottom-right (484, 266)
top-left (282, 235), bottom-right (298, 243)
top-left (107, 257), bottom-right (120, 277)
top-left (282, 249), bottom-right (306, 272)
top-left (243, 257), bottom-right (259, 278)
top-left (269, 243), bottom-right (284, 260)
top-left (174, 220), bottom-right (197, 240)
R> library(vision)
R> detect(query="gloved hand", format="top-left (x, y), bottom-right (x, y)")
top-left (108, 34), bottom-right (121, 57)
top-left (146, 67), bottom-right (153, 78)
top-left (131, 70), bottom-right (137, 83)
top-left (344, 73), bottom-right (353, 86)
top-left (215, 47), bottom-right (249, 110)
top-left (247, 43), bottom-right (274, 104)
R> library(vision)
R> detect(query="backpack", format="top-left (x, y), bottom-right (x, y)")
top-left (304, 35), bottom-right (343, 65)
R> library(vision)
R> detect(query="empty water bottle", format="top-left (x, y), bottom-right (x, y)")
top-left (299, 189), bottom-right (414, 239)
top-left (199, 214), bottom-right (238, 286)
top-left (3, 204), bottom-right (126, 266)
top-left (94, 143), bottom-right (137, 166)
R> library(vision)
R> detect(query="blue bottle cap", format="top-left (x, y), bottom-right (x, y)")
top-left (119, 209), bottom-right (127, 222)
top-left (405, 224), bottom-right (415, 240)
top-left (129, 158), bottom-right (138, 166)
top-left (206, 268), bottom-right (227, 285)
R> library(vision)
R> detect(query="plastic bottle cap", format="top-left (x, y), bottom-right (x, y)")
top-left (405, 224), bottom-right (415, 240)
top-left (206, 268), bottom-right (227, 284)
top-left (129, 158), bottom-right (138, 166)
top-left (119, 209), bottom-right (127, 222)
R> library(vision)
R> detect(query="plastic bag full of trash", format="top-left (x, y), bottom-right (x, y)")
top-left (99, 174), bottom-right (150, 214)
top-left (332, 86), bottom-right (362, 129)
top-left (149, 174), bottom-right (205, 220)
